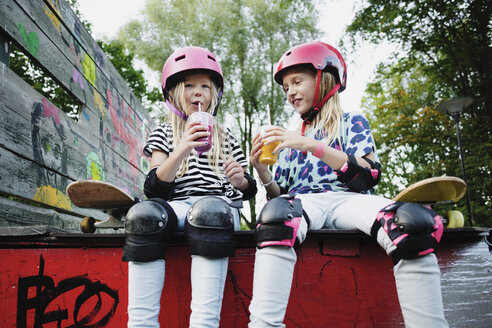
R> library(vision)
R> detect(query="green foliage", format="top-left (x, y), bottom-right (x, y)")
top-left (365, 63), bottom-right (459, 194)
top-left (119, 0), bottom-right (320, 228)
top-left (97, 39), bottom-right (150, 102)
top-left (347, 0), bottom-right (492, 226)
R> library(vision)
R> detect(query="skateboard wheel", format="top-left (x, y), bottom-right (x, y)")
top-left (81, 216), bottom-right (97, 233)
top-left (446, 210), bottom-right (464, 228)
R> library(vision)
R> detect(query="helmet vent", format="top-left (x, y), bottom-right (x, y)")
top-left (175, 54), bottom-right (186, 62)
top-left (286, 51), bottom-right (292, 56)
top-left (207, 55), bottom-right (216, 62)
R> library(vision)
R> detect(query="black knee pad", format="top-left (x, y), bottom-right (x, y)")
top-left (371, 202), bottom-right (444, 265)
top-left (185, 197), bottom-right (236, 258)
top-left (122, 198), bottom-right (177, 262)
top-left (255, 194), bottom-right (303, 248)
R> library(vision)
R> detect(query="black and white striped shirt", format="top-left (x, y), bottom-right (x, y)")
top-left (143, 123), bottom-right (247, 202)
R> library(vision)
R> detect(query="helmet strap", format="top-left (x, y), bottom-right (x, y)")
top-left (317, 82), bottom-right (340, 110)
top-left (312, 70), bottom-right (322, 109)
top-left (212, 89), bottom-right (224, 116)
top-left (299, 71), bottom-right (341, 154)
top-left (165, 100), bottom-right (188, 120)
top-left (299, 83), bottom-right (341, 135)
top-left (163, 88), bottom-right (188, 120)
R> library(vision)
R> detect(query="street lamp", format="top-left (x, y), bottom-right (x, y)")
top-left (436, 96), bottom-right (474, 226)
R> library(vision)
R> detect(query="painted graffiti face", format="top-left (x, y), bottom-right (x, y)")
top-left (31, 101), bottom-right (67, 184)
top-left (183, 73), bottom-right (213, 116)
top-left (40, 132), bottom-right (63, 177)
top-left (31, 100), bottom-right (71, 209)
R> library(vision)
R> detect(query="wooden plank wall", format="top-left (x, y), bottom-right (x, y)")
top-left (0, 0), bottom-right (154, 231)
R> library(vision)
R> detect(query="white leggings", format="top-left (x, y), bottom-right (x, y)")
top-left (248, 191), bottom-right (449, 328)
top-left (127, 196), bottom-right (240, 328)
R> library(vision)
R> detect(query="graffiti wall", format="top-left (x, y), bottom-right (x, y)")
top-left (11, 252), bottom-right (122, 327)
top-left (0, 0), bottom-right (154, 229)
top-left (0, 246), bottom-right (192, 327)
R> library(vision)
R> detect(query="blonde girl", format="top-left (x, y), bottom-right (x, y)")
top-left (248, 42), bottom-right (447, 328)
top-left (123, 46), bottom-right (257, 328)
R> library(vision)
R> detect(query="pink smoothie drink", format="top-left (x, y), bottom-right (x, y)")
top-left (188, 111), bottom-right (214, 153)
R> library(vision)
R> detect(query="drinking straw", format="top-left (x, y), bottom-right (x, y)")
top-left (198, 102), bottom-right (202, 112)
top-left (267, 104), bottom-right (271, 125)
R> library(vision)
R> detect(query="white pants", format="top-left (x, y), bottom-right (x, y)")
top-left (127, 196), bottom-right (240, 328)
top-left (248, 191), bottom-right (448, 328)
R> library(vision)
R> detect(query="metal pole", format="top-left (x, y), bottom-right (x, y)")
top-left (451, 112), bottom-right (473, 225)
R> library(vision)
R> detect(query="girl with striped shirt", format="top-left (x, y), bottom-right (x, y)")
top-left (126, 46), bottom-right (256, 328)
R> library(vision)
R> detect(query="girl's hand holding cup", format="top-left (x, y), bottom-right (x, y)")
top-left (253, 105), bottom-right (280, 167)
top-left (258, 125), bottom-right (281, 165)
top-left (251, 126), bottom-right (279, 177)
top-left (178, 121), bottom-right (211, 157)
top-left (187, 110), bottom-right (214, 153)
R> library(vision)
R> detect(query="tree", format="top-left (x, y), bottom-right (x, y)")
top-left (346, 0), bottom-right (492, 226)
top-left (119, 0), bottom-right (320, 228)
top-left (363, 62), bottom-right (462, 194)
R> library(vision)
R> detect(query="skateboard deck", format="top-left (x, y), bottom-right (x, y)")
top-left (393, 176), bottom-right (467, 228)
top-left (67, 180), bottom-right (135, 209)
top-left (393, 176), bottom-right (466, 204)
top-left (66, 180), bottom-right (136, 232)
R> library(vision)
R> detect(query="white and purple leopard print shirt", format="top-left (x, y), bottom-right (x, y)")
top-left (273, 112), bottom-right (380, 194)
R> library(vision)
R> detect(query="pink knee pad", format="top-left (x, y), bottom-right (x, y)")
top-left (370, 202), bottom-right (443, 264)
top-left (255, 194), bottom-right (304, 248)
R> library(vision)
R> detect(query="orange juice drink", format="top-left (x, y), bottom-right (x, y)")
top-left (259, 125), bottom-right (280, 165)
top-left (260, 140), bottom-right (280, 165)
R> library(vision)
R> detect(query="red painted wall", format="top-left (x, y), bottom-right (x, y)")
top-left (0, 237), bottom-right (406, 327)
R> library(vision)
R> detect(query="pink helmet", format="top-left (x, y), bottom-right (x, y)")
top-left (161, 46), bottom-right (224, 117)
top-left (274, 42), bottom-right (347, 139)
top-left (274, 41), bottom-right (347, 92)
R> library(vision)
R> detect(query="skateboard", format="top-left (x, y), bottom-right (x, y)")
top-left (393, 176), bottom-right (467, 228)
top-left (66, 180), bottom-right (138, 233)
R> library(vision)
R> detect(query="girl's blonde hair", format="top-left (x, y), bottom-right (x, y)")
top-left (299, 70), bottom-right (344, 148)
top-left (167, 76), bottom-right (228, 178)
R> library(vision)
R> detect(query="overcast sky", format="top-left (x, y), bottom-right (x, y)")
top-left (77, 0), bottom-right (395, 112)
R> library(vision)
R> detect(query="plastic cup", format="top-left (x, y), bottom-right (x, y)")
top-left (188, 111), bottom-right (214, 153)
top-left (259, 125), bottom-right (280, 165)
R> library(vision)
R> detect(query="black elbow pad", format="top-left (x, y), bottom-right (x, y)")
top-left (241, 172), bottom-right (258, 201)
top-left (144, 167), bottom-right (176, 200)
top-left (335, 155), bottom-right (381, 192)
